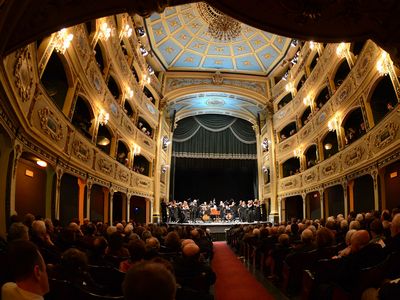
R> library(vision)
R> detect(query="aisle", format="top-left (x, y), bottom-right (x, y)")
top-left (212, 241), bottom-right (275, 300)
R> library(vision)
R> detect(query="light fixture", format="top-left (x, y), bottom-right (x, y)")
top-left (99, 22), bottom-right (112, 41)
top-left (261, 138), bottom-right (270, 151)
top-left (293, 147), bottom-right (302, 158)
top-left (376, 51), bottom-right (390, 76)
top-left (139, 45), bottom-right (148, 57)
top-left (336, 42), bottom-right (347, 57)
top-left (197, 3), bottom-right (241, 41)
top-left (98, 110), bottom-right (109, 126)
top-left (161, 164), bottom-right (170, 173)
top-left (52, 28), bottom-right (74, 54)
top-left (303, 95), bottom-right (312, 106)
top-left (285, 82), bottom-right (295, 93)
top-left (143, 74), bottom-right (151, 85)
top-left (147, 65), bottom-right (154, 75)
top-left (324, 143), bottom-right (332, 150)
top-left (97, 136), bottom-right (110, 146)
top-left (328, 113), bottom-right (340, 132)
top-left (132, 143), bottom-right (141, 156)
top-left (36, 160), bottom-right (47, 167)
top-left (122, 24), bottom-right (133, 38)
top-left (291, 39), bottom-right (298, 47)
top-left (137, 26), bottom-right (146, 37)
top-left (126, 87), bottom-right (134, 99)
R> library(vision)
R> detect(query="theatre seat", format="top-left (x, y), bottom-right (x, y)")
top-left (87, 265), bottom-right (125, 295)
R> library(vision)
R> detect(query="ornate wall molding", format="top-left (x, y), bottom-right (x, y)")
top-left (37, 107), bottom-right (64, 141)
top-left (13, 46), bottom-right (35, 103)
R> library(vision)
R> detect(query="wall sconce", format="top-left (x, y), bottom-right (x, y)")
top-left (132, 143), bottom-right (141, 156)
top-left (161, 164), bottom-right (170, 173)
top-left (122, 24), bottom-right (133, 38)
top-left (137, 26), bottom-right (146, 37)
top-left (147, 65), bottom-right (155, 75)
top-left (36, 160), bottom-right (48, 168)
top-left (98, 110), bottom-right (110, 126)
top-left (336, 42), bottom-right (347, 58)
top-left (285, 82), bottom-right (295, 93)
top-left (303, 94), bottom-right (312, 106)
top-left (139, 45), bottom-right (149, 57)
top-left (293, 147), bottom-right (302, 158)
top-left (328, 113), bottom-right (340, 131)
top-left (126, 87), bottom-right (134, 99)
top-left (261, 138), bottom-right (270, 151)
top-left (376, 51), bottom-right (390, 76)
top-left (99, 22), bottom-right (112, 41)
top-left (143, 74), bottom-right (151, 85)
top-left (53, 28), bottom-right (74, 54)
top-left (162, 136), bottom-right (171, 150)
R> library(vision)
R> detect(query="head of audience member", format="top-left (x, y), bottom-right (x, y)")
top-left (23, 213), bottom-right (35, 229)
top-left (123, 261), bottom-right (176, 300)
top-left (6, 240), bottom-right (49, 296)
top-left (106, 225), bottom-right (117, 236)
top-left (181, 239), bottom-right (195, 248)
top-left (278, 233), bottom-right (290, 247)
top-left (92, 237), bottom-right (108, 257)
top-left (83, 222), bottom-right (97, 236)
top-left (165, 231), bottom-right (181, 252)
top-left (31, 220), bottom-right (47, 241)
top-left (182, 242), bottom-right (200, 260)
top-left (349, 220), bottom-right (361, 230)
top-left (116, 223), bottom-right (124, 233)
top-left (8, 222), bottom-right (29, 242)
top-left (301, 229), bottom-right (314, 245)
top-left (145, 237), bottom-right (160, 259)
top-left (127, 239), bottom-right (146, 263)
top-left (370, 219), bottom-right (384, 238)
top-left (350, 230), bottom-right (370, 253)
top-left (108, 232), bottom-right (125, 252)
top-left (391, 213), bottom-right (400, 238)
top-left (142, 230), bottom-right (152, 241)
top-left (61, 248), bottom-right (88, 275)
top-left (316, 227), bottom-right (335, 248)
top-left (340, 219), bottom-right (349, 231)
top-left (345, 229), bottom-right (357, 246)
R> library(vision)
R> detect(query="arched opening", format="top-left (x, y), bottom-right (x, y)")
top-left (132, 155), bottom-right (150, 176)
top-left (342, 107), bottom-right (366, 146)
top-left (284, 195), bottom-right (303, 221)
top-left (131, 65), bottom-right (139, 83)
top-left (113, 192), bottom-right (126, 224)
top-left (369, 76), bottom-right (398, 125)
top-left (350, 41), bottom-right (365, 57)
top-left (15, 152), bottom-right (50, 218)
top-left (107, 74), bottom-right (121, 100)
top-left (130, 195), bottom-right (146, 224)
top-left (94, 43), bottom-right (105, 73)
top-left (59, 173), bottom-right (79, 226)
top-left (306, 191), bottom-right (321, 220)
top-left (96, 124), bottom-right (113, 155)
top-left (305, 144), bottom-right (318, 169)
top-left (123, 99), bottom-right (134, 118)
top-left (315, 86), bottom-right (330, 110)
top-left (143, 86), bottom-right (156, 104)
top-left (90, 184), bottom-right (106, 223)
top-left (325, 185), bottom-right (344, 217)
top-left (383, 159), bottom-right (400, 210)
top-left (333, 60), bottom-right (351, 89)
top-left (137, 116), bottom-right (153, 138)
top-left (301, 106), bottom-right (312, 126)
top-left (277, 92), bottom-right (293, 110)
top-left (309, 53), bottom-right (319, 72)
top-left (116, 140), bottom-right (130, 167)
top-left (282, 157), bottom-right (300, 177)
top-left (41, 51), bottom-right (70, 110)
top-left (279, 121), bottom-right (297, 141)
top-left (71, 96), bottom-right (94, 139)
top-left (296, 74), bottom-right (307, 91)
top-left (353, 175), bottom-right (374, 213)
top-left (322, 131), bottom-right (339, 159)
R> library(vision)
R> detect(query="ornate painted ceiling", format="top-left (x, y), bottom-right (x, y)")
top-left (144, 3), bottom-right (292, 75)
top-left (167, 91), bottom-right (265, 123)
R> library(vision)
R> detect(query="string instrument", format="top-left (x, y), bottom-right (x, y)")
top-left (202, 214), bottom-right (210, 222)
top-left (226, 212), bottom-right (233, 221)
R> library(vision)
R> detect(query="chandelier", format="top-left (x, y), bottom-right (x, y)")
top-left (197, 3), bottom-right (241, 41)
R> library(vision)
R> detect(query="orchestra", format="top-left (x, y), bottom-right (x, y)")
top-left (162, 198), bottom-right (263, 223)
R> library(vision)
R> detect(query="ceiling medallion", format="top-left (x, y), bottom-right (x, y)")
top-left (206, 98), bottom-right (225, 106)
top-left (197, 3), bottom-right (241, 41)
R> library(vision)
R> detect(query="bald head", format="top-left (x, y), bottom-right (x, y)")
top-left (350, 230), bottom-right (370, 253)
top-left (182, 243), bottom-right (200, 257)
top-left (301, 229), bottom-right (313, 244)
top-left (181, 239), bottom-right (195, 248)
top-left (392, 213), bottom-right (400, 237)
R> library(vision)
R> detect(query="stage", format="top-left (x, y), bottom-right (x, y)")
top-left (166, 221), bottom-right (269, 241)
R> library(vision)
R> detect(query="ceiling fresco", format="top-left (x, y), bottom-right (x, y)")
top-left (167, 92), bottom-right (265, 123)
top-left (145, 3), bottom-right (292, 75)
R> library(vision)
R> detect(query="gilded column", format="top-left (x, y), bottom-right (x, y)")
top-left (371, 169), bottom-right (380, 211)
top-left (86, 180), bottom-right (92, 220)
top-left (77, 178), bottom-right (86, 225)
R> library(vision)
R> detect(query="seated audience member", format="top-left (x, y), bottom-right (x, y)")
top-left (120, 239), bottom-right (146, 272)
top-left (144, 237), bottom-right (161, 260)
top-left (123, 260), bottom-right (176, 300)
top-left (105, 232), bottom-right (129, 258)
top-left (369, 219), bottom-right (386, 248)
top-left (1, 240), bottom-right (49, 300)
top-left (386, 213), bottom-right (400, 254)
top-left (173, 242), bottom-right (216, 293)
top-left (7, 222), bottom-right (29, 242)
top-left (162, 231), bottom-right (181, 254)
top-left (30, 220), bottom-right (60, 263)
top-left (88, 237), bottom-right (108, 266)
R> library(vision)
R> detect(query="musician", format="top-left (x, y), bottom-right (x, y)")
top-left (169, 200), bottom-right (178, 222)
top-left (247, 200), bottom-right (255, 222)
top-left (161, 199), bottom-right (168, 223)
top-left (238, 200), bottom-right (247, 222)
top-left (230, 201), bottom-right (238, 220)
top-left (224, 204), bottom-right (233, 222)
top-left (218, 201), bottom-right (225, 220)
top-left (180, 201), bottom-right (190, 223)
top-left (254, 199), bottom-right (261, 222)
top-left (189, 199), bottom-right (198, 222)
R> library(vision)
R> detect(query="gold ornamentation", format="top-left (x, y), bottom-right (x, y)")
top-left (165, 46), bottom-right (174, 54)
top-left (37, 108), bottom-right (64, 141)
top-left (118, 169), bottom-right (129, 183)
top-left (97, 158), bottom-right (113, 175)
top-left (212, 71), bottom-right (223, 85)
top-left (374, 122), bottom-right (399, 149)
top-left (322, 161), bottom-right (338, 176)
top-left (344, 146), bottom-right (365, 167)
top-left (14, 47), bottom-right (34, 103)
top-left (72, 140), bottom-right (91, 162)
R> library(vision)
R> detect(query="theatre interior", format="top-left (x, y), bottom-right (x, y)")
top-left (0, 1), bottom-right (400, 299)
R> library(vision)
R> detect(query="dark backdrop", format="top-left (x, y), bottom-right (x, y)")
top-left (171, 157), bottom-right (257, 202)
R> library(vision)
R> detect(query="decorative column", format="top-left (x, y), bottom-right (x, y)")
top-left (109, 189), bottom-right (115, 225)
top-left (341, 180), bottom-right (349, 217)
top-left (103, 187), bottom-right (110, 224)
top-left (318, 188), bottom-right (324, 219)
top-left (278, 196), bottom-right (283, 222)
top-left (54, 168), bottom-right (63, 220)
top-left (86, 180), bottom-right (92, 220)
top-left (347, 180), bottom-right (355, 213)
top-left (126, 193), bottom-right (131, 222)
top-left (9, 142), bottom-right (23, 216)
top-left (77, 178), bottom-right (86, 225)
top-left (371, 169), bottom-right (380, 211)
top-left (255, 124), bottom-right (264, 202)
top-left (152, 108), bottom-right (163, 223)
top-left (267, 111), bottom-right (279, 222)
top-left (301, 193), bottom-right (306, 219)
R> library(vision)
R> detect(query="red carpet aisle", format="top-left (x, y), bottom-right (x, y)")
top-left (212, 241), bottom-right (275, 300)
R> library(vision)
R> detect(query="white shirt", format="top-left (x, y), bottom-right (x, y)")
top-left (1, 282), bottom-right (44, 300)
